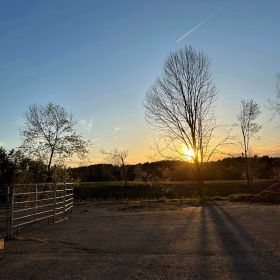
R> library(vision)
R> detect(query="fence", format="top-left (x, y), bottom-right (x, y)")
top-left (0, 186), bottom-right (8, 239)
top-left (7, 183), bottom-right (74, 239)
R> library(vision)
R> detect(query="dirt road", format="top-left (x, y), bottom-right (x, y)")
top-left (0, 202), bottom-right (279, 279)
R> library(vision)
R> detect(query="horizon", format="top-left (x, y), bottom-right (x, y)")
top-left (0, 0), bottom-right (280, 165)
top-left (70, 154), bottom-right (280, 169)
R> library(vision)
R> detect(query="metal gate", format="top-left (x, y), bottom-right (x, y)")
top-left (7, 183), bottom-right (74, 239)
top-left (0, 186), bottom-right (8, 239)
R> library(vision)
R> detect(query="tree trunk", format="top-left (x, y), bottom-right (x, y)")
top-left (47, 149), bottom-right (55, 182)
top-left (243, 153), bottom-right (251, 190)
top-left (121, 158), bottom-right (127, 187)
top-left (47, 163), bottom-right (52, 182)
top-left (194, 161), bottom-right (204, 199)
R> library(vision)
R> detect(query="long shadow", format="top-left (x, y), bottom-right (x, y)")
top-left (216, 205), bottom-right (279, 251)
top-left (215, 206), bottom-right (259, 245)
top-left (207, 205), bottom-right (264, 280)
top-left (215, 205), bottom-right (280, 277)
top-left (197, 205), bottom-right (211, 279)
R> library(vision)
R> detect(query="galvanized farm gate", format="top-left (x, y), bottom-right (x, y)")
top-left (0, 185), bottom-right (8, 239)
top-left (6, 183), bottom-right (74, 239)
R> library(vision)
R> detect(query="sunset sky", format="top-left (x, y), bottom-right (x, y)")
top-left (0, 0), bottom-right (279, 165)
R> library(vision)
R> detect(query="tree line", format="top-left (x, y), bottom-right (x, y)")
top-left (1, 147), bottom-right (278, 185)
top-left (70, 157), bottom-right (280, 182)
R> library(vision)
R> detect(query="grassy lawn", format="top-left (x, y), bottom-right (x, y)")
top-left (74, 179), bottom-right (276, 201)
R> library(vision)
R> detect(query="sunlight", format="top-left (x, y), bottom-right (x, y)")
top-left (182, 145), bottom-right (195, 161)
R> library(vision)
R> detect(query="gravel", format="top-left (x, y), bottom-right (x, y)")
top-left (0, 202), bottom-right (279, 279)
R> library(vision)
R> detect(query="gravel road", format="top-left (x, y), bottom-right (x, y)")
top-left (0, 202), bottom-right (279, 279)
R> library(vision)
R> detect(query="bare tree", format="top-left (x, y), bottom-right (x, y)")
top-left (20, 102), bottom-right (88, 180)
top-left (268, 73), bottom-right (280, 117)
top-left (237, 98), bottom-right (262, 187)
top-left (102, 148), bottom-right (128, 187)
top-left (144, 45), bottom-right (224, 197)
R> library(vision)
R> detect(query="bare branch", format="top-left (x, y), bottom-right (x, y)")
top-left (102, 148), bottom-right (128, 186)
top-left (144, 45), bottom-right (228, 197)
top-left (237, 98), bottom-right (262, 187)
top-left (20, 102), bottom-right (88, 176)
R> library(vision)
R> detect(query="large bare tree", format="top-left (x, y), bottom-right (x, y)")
top-left (237, 98), bottom-right (262, 187)
top-left (102, 148), bottom-right (128, 187)
top-left (21, 102), bottom-right (88, 179)
top-left (144, 45), bottom-right (221, 197)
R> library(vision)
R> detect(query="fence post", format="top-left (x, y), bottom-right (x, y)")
top-left (71, 184), bottom-right (73, 213)
top-left (35, 184), bottom-right (38, 216)
top-left (63, 183), bottom-right (66, 218)
top-left (7, 185), bottom-right (14, 240)
top-left (6, 186), bottom-right (10, 240)
top-left (53, 184), bottom-right (56, 223)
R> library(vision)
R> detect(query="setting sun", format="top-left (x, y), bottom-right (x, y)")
top-left (182, 145), bottom-right (195, 161)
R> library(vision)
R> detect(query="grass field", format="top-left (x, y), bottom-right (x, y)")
top-left (73, 179), bottom-right (276, 201)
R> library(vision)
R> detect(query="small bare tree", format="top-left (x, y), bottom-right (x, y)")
top-left (144, 45), bottom-right (226, 197)
top-left (237, 98), bottom-right (262, 187)
top-left (102, 148), bottom-right (128, 187)
top-left (268, 73), bottom-right (280, 117)
top-left (21, 102), bottom-right (88, 180)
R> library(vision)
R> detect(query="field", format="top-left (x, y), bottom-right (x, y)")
top-left (73, 179), bottom-right (276, 201)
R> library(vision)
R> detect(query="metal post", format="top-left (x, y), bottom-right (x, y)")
top-left (35, 184), bottom-right (38, 216)
top-left (7, 185), bottom-right (14, 239)
top-left (6, 186), bottom-right (10, 239)
top-left (63, 183), bottom-right (66, 218)
top-left (71, 185), bottom-right (73, 213)
top-left (53, 184), bottom-right (56, 223)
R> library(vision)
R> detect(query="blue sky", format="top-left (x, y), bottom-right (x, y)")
top-left (0, 0), bottom-right (279, 164)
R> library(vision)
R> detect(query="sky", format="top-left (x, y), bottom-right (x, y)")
top-left (0, 0), bottom-right (279, 165)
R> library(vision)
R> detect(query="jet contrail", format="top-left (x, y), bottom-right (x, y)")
top-left (177, 7), bottom-right (224, 43)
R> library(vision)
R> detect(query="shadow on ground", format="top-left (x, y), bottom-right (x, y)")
top-left (0, 202), bottom-right (279, 279)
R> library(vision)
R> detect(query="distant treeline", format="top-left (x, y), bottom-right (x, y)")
top-left (70, 156), bottom-right (280, 182)
top-left (1, 146), bottom-right (279, 184)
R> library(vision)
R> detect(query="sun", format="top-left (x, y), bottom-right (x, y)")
top-left (182, 145), bottom-right (195, 161)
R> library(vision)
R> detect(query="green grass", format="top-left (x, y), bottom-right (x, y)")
top-left (73, 179), bottom-right (276, 201)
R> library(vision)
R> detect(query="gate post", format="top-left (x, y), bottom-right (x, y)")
top-left (63, 183), bottom-right (66, 218)
top-left (53, 183), bottom-right (57, 223)
top-left (35, 184), bottom-right (38, 216)
top-left (6, 185), bottom-right (14, 240)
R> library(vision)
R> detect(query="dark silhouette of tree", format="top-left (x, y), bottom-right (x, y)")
top-left (144, 45), bottom-right (227, 197)
top-left (69, 157), bottom-right (278, 183)
top-left (102, 148), bottom-right (128, 186)
top-left (237, 98), bottom-right (262, 187)
top-left (20, 102), bottom-right (88, 180)
top-left (0, 147), bottom-right (15, 185)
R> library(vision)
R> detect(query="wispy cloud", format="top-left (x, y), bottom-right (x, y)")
top-left (177, 7), bottom-right (224, 42)
top-left (80, 118), bottom-right (94, 132)
top-left (114, 127), bottom-right (122, 132)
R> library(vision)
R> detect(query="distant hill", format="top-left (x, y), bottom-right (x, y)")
top-left (69, 156), bottom-right (280, 182)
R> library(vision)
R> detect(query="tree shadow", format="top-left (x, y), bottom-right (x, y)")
top-left (197, 205), bottom-right (211, 279)
top-left (207, 204), bottom-right (269, 280)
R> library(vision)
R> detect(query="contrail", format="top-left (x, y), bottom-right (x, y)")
top-left (177, 7), bottom-right (223, 43)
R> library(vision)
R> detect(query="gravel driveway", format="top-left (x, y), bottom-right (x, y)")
top-left (0, 202), bottom-right (279, 279)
